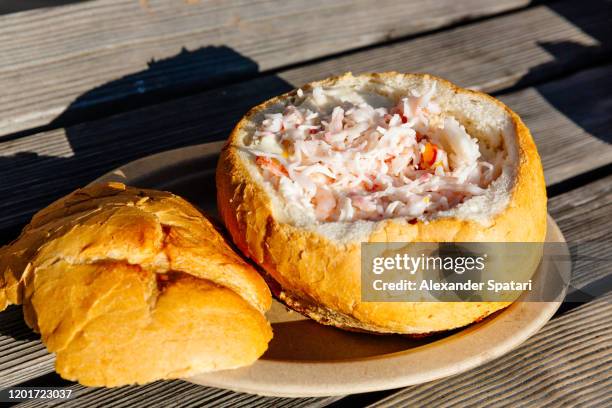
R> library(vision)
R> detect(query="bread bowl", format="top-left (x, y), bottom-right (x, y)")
top-left (216, 72), bottom-right (547, 335)
top-left (0, 182), bottom-right (272, 386)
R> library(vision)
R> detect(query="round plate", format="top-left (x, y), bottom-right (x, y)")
top-left (93, 143), bottom-right (568, 397)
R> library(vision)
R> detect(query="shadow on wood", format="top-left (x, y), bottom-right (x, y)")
top-left (0, 46), bottom-right (293, 246)
top-left (46, 46), bottom-right (264, 129)
top-left (0, 306), bottom-right (40, 342)
top-left (0, 0), bottom-right (93, 15)
top-left (508, 0), bottom-right (612, 145)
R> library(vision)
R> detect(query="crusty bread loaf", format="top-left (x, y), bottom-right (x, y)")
top-left (216, 72), bottom-right (547, 335)
top-left (0, 182), bottom-right (272, 386)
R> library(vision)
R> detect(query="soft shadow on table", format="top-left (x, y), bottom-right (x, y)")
top-left (264, 319), bottom-right (437, 361)
top-left (512, 39), bottom-right (611, 146)
top-left (46, 46), bottom-right (266, 128)
top-left (0, 306), bottom-right (39, 342)
top-left (0, 46), bottom-right (293, 245)
top-left (508, 0), bottom-right (612, 146)
top-left (0, 0), bottom-right (93, 15)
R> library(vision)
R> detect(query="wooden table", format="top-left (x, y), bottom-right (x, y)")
top-left (0, 0), bottom-right (610, 406)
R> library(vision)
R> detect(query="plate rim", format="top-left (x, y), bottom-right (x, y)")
top-left (94, 142), bottom-right (568, 398)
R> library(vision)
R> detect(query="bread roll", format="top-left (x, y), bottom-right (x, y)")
top-left (216, 72), bottom-right (547, 335)
top-left (0, 182), bottom-right (272, 386)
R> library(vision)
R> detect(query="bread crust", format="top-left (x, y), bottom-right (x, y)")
top-left (0, 182), bottom-right (272, 386)
top-left (217, 72), bottom-right (547, 334)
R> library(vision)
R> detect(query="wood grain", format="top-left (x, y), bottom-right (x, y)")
top-left (13, 380), bottom-right (341, 408)
top-left (278, 0), bottom-right (612, 94)
top-left (0, 306), bottom-right (51, 388)
top-left (548, 175), bottom-right (611, 291)
top-left (0, 0), bottom-right (531, 135)
top-left (366, 292), bottom-right (612, 408)
top-left (1, 63), bottom-right (611, 234)
top-left (501, 67), bottom-right (612, 185)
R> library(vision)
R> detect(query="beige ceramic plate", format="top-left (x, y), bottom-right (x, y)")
top-left (94, 142), bottom-right (568, 397)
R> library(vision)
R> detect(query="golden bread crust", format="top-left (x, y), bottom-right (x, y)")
top-left (217, 72), bottom-right (547, 334)
top-left (0, 182), bottom-right (272, 386)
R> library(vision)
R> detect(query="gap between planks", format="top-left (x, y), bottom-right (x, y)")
top-left (0, 0), bottom-right (533, 136)
top-left (358, 293), bottom-right (612, 408)
top-left (1, 0), bottom-right (610, 137)
top-left (3, 0), bottom-right (610, 139)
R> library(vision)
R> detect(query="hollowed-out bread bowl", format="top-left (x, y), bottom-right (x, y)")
top-left (217, 72), bottom-right (546, 335)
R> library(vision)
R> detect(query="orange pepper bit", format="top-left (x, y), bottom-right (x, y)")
top-left (420, 142), bottom-right (438, 169)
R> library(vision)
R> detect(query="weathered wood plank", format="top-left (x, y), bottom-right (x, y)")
top-left (13, 380), bottom-right (341, 408)
top-left (0, 0), bottom-right (531, 135)
top-left (550, 177), bottom-right (612, 244)
top-left (278, 0), bottom-right (612, 94)
top-left (1, 62), bottom-right (611, 234)
top-left (0, 1), bottom-right (85, 16)
top-left (501, 67), bottom-right (612, 186)
top-left (548, 175), bottom-right (611, 292)
top-left (0, 306), bottom-right (51, 388)
top-left (366, 292), bottom-right (612, 408)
